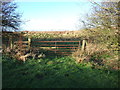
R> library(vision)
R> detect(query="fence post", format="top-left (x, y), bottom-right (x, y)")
top-left (55, 41), bottom-right (56, 53)
top-left (19, 33), bottom-right (23, 49)
top-left (28, 37), bottom-right (31, 48)
top-left (9, 36), bottom-right (13, 49)
top-left (81, 39), bottom-right (86, 51)
top-left (79, 41), bottom-right (81, 49)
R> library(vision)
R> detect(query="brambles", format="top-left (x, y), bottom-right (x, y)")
top-left (72, 43), bottom-right (119, 70)
top-left (3, 45), bottom-right (46, 62)
top-left (72, 43), bottom-right (108, 62)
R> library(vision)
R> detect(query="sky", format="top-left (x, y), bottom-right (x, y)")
top-left (15, 1), bottom-right (93, 31)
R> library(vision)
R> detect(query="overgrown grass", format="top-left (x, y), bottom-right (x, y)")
top-left (2, 54), bottom-right (119, 88)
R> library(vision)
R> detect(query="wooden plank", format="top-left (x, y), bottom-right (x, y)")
top-left (47, 49), bottom-right (77, 51)
top-left (48, 49), bottom-right (74, 51)
top-left (32, 44), bottom-right (79, 46)
top-left (32, 46), bottom-right (78, 48)
top-left (32, 41), bottom-right (80, 42)
top-left (14, 41), bottom-right (28, 44)
top-left (22, 45), bottom-right (28, 47)
top-left (33, 46), bottom-right (78, 48)
top-left (57, 53), bottom-right (72, 55)
top-left (56, 47), bottom-right (78, 48)
top-left (56, 52), bottom-right (72, 53)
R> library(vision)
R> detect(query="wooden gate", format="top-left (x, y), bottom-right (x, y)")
top-left (13, 36), bottom-right (86, 56)
top-left (31, 40), bottom-right (81, 55)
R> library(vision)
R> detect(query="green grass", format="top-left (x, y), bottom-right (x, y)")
top-left (2, 55), bottom-right (119, 88)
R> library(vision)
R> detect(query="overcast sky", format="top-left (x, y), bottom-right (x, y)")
top-left (16, 1), bottom-right (93, 31)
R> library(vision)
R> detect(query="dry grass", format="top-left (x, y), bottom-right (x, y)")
top-left (72, 42), bottom-right (119, 70)
top-left (72, 43), bottom-right (109, 63)
top-left (103, 54), bottom-right (119, 70)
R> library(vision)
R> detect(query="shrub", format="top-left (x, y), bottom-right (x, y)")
top-left (72, 43), bottom-right (109, 63)
top-left (72, 43), bottom-right (119, 70)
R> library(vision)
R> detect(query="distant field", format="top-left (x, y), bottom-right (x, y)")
top-left (22, 30), bottom-right (80, 34)
top-left (22, 30), bottom-right (84, 41)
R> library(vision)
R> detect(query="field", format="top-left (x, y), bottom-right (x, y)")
top-left (22, 30), bottom-right (83, 40)
top-left (2, 31), bottom-right (119, 88)
top-left (2, 54), bottom-right (119, 88)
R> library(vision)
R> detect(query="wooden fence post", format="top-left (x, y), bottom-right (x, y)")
top-left (55, 41), bottom-right (56, 53)
top-left (81, 39), bottom-right (86, 51)
top-left (28, 37), bottom-right (31, 48)
top-left (79, 41), bottom-right (81, 49)
top-left (19, 34), bottom-right (23, 49)
top-left (9, 36), bottom-right (13, 49)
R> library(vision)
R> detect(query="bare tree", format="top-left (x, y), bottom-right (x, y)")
top-left (1, 0), bottom-right (22, 31)
top-left (83, 1), bottom-right (119, 30)
top-left (79, 0), bottom-right (119, 49)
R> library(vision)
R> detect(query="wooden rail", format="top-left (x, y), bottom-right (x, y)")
top-left (14, 41), bottom-right (28, 44)
top-left (32, 41), bottom-right (80, 42)
top-left (32, 44), bottom-right (79, 46)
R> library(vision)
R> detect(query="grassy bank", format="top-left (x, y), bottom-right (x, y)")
top-left (2, 55), bottom-right (119, 88)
